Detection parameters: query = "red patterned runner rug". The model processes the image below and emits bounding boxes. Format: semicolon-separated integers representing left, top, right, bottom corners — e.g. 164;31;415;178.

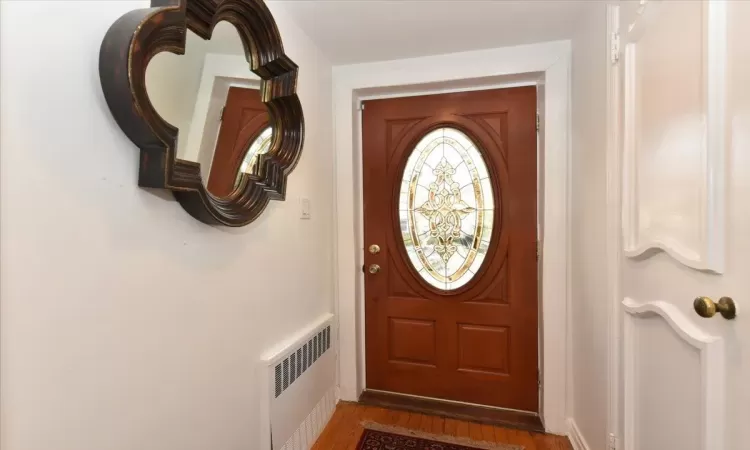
356;422;524;450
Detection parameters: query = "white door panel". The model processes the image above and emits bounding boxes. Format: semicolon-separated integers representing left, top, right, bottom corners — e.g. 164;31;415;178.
633;316;700;450
623;299;724;450
617;0;749;449
621;0;726;272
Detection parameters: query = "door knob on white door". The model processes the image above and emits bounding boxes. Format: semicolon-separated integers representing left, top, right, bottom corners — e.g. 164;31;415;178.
694;296;737;320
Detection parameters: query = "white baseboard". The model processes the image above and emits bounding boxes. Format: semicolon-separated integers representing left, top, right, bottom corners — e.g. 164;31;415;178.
567;418;591;450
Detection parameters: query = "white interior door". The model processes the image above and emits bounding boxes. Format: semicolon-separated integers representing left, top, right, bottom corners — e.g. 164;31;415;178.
616;1;750;449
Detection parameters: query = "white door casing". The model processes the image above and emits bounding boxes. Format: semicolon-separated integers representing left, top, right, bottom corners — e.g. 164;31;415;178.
332;40;572;434
610;1;750;449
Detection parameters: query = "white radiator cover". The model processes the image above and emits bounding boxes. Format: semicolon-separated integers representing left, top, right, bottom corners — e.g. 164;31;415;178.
277;386;337;450
259;313;337;450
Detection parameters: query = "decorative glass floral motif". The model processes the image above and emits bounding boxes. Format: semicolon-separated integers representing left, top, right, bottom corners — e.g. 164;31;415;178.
399;127;495;291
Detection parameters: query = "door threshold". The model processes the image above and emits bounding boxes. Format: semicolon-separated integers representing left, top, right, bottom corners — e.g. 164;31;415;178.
358;390;544;432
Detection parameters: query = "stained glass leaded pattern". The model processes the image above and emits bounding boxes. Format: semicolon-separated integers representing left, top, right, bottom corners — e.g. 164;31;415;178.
235;126;273;185
398;127;495;291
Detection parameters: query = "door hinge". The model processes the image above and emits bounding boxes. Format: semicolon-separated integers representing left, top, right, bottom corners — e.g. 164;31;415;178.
220;106;225;121
359;102;366;111
535;112;540;132
608;433;617;450
537;369;541;388
536;240;541;261
611;31;621;64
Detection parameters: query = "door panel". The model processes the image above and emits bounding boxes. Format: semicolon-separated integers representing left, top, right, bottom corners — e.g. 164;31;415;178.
363;87;538;411
622;298;724;450
631;308;702;450
617;1;750;449
621;0;725;272
388;318;437;366
456;324;510;375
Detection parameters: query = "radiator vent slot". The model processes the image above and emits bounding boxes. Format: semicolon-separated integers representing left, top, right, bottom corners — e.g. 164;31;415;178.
274;325;331;398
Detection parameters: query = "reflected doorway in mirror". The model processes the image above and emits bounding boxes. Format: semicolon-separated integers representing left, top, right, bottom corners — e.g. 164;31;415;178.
207;86;270;197
145;22;272;199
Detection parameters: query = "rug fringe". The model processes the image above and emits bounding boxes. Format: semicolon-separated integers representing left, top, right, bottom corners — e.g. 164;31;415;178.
361;421;524;450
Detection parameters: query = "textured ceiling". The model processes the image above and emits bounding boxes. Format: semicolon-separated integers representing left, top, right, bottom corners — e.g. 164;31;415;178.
268;0;589;64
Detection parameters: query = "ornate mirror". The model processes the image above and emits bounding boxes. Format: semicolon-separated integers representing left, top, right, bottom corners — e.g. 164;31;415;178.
99;0;304;226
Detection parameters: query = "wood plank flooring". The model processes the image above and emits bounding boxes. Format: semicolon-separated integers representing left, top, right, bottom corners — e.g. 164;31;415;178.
359;390;544;431
311;402;573;450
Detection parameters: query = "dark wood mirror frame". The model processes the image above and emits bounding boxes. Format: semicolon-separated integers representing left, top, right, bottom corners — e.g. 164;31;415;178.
99;0;304;226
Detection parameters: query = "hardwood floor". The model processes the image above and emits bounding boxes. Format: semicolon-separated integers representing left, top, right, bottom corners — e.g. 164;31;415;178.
311;402;573;450
359;390;544;431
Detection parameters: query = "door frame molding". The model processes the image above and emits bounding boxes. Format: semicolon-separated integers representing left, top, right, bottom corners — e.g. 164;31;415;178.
606;4;623;449
332;40;572;434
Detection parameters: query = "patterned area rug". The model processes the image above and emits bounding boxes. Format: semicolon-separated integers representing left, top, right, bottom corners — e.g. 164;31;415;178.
356;423;524;450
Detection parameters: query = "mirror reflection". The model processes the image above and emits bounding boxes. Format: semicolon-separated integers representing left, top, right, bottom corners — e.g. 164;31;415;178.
146;22;271;198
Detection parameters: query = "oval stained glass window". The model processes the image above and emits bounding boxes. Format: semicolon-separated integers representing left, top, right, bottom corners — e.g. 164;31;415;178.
398;127;495;291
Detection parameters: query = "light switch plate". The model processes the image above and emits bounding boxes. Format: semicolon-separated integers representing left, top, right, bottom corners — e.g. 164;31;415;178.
300;197;311;220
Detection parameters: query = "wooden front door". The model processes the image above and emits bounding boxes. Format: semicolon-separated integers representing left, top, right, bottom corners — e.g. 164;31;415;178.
206;86;269;197
363;87;539;412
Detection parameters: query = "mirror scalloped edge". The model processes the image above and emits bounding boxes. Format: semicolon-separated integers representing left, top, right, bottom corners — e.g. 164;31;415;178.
98;0;304;226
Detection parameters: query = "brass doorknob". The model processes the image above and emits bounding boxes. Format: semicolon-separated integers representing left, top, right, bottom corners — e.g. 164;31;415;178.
368;264;381;274
368;244;381;254
694;296;737;320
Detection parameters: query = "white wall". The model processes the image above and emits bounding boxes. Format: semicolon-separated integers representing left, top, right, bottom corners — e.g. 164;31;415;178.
570;3;609;450
0;2;334;450
725;3;750;445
